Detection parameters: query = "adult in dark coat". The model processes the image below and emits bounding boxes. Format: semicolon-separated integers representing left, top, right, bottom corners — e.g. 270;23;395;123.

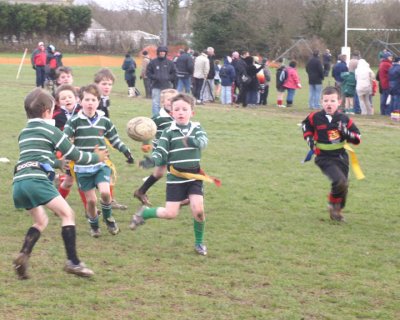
306;50;325;109
175;47;194;93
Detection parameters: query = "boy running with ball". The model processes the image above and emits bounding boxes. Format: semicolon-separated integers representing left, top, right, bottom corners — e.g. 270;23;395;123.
131;93;209;256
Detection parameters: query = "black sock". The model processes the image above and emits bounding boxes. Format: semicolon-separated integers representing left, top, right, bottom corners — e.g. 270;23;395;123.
61;225;80;265
139;175;160;194
20;227;41;255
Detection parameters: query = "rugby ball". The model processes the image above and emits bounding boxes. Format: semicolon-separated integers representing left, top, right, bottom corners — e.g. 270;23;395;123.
126;117;157;142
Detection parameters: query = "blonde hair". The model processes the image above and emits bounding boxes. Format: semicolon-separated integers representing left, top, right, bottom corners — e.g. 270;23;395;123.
160;88;178;106
24;88;55;119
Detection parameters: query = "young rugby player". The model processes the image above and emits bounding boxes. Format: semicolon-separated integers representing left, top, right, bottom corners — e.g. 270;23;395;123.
130;93;209;256
12;88;108;279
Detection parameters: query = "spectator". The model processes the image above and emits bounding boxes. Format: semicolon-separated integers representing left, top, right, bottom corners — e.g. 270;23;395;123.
201;47;216;102
121;52;137;97
306;50;324;109
388;56;400;114
355;59;375;115
322;49;332;77
378;51;393;115
232;51;249;106
146;46;176;116
283;60;302;107
332;54;348;89
258;57;271;106
31;41;47;88
192;49;209;105
219;56;236;105
175;47;194;94
140;50;152;99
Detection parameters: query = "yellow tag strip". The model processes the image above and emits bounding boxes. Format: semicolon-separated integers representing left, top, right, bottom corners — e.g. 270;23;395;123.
169;166;221;187
344;143;365;180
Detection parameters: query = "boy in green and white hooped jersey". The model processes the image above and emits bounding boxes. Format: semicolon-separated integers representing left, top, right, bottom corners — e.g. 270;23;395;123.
12;88;108;280
131;93;209;256
64;84;134;237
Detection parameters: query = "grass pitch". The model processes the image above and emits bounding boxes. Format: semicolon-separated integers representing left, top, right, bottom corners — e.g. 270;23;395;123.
0;60;399;319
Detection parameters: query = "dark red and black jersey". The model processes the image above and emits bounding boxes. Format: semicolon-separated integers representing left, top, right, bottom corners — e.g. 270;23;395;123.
53;104;82;130
302;110;361;156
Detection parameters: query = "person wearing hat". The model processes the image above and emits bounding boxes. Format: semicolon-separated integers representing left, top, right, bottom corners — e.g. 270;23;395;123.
31;41;47;88
388;56;400;114
378;51;393;115
146;46;176;116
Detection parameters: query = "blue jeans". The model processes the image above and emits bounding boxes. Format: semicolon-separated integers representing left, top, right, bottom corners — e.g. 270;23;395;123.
151;88;161;116
380;89;390;115
35;66;46;88
177;77;191;93
286;88;296;104
221;85;232;104
309;84;322;109
353;92;361;114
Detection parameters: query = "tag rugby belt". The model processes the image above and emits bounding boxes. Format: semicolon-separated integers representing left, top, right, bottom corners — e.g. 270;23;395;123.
14;161;56;181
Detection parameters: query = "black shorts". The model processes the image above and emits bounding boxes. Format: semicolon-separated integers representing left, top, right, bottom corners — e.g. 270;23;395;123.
166;180;203;202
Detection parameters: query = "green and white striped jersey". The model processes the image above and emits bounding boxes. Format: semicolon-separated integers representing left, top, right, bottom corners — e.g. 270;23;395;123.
14;118;100;182
64;110;129;172
153;121;208;183
152;108;174;147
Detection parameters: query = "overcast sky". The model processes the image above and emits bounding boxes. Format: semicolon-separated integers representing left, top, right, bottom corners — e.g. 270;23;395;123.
74;0;143;10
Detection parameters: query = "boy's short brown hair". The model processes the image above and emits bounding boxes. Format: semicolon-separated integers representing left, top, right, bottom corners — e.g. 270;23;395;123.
94;68;115;83
55;66;73;80
55;84;78;101
79;84;101;101
24;88;55;119
322;86;341;98
170;93;195;110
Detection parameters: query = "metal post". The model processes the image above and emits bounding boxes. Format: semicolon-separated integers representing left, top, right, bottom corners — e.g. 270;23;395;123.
344;0;348;48
162;0;168;46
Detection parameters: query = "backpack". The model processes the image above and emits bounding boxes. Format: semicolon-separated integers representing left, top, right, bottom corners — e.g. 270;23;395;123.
276;67;288;86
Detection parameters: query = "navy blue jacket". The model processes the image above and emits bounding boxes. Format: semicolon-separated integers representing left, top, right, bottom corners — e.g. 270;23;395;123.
332;61;348;83
388;63;400;95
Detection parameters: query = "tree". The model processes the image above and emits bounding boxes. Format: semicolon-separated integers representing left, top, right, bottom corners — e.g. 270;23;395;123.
66;6;92;47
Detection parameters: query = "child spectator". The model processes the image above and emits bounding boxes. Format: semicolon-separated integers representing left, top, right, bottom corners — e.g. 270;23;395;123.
301;86;361;222
275;58;287;107
219;56;236;105
214;59;222;101
340;59;357;114
131;93;209;256
258;57;271;106
283;60;301;107
121;52;137;97
133;89;178;206
64;84;134;237
12;88;108;279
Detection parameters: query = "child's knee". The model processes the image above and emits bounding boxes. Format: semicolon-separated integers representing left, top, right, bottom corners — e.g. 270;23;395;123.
100;192;111;203
193;209;205;222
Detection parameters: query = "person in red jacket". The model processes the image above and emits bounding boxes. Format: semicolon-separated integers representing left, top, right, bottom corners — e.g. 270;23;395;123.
378;51;393;115
283;60;302;107
30;41;47;88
